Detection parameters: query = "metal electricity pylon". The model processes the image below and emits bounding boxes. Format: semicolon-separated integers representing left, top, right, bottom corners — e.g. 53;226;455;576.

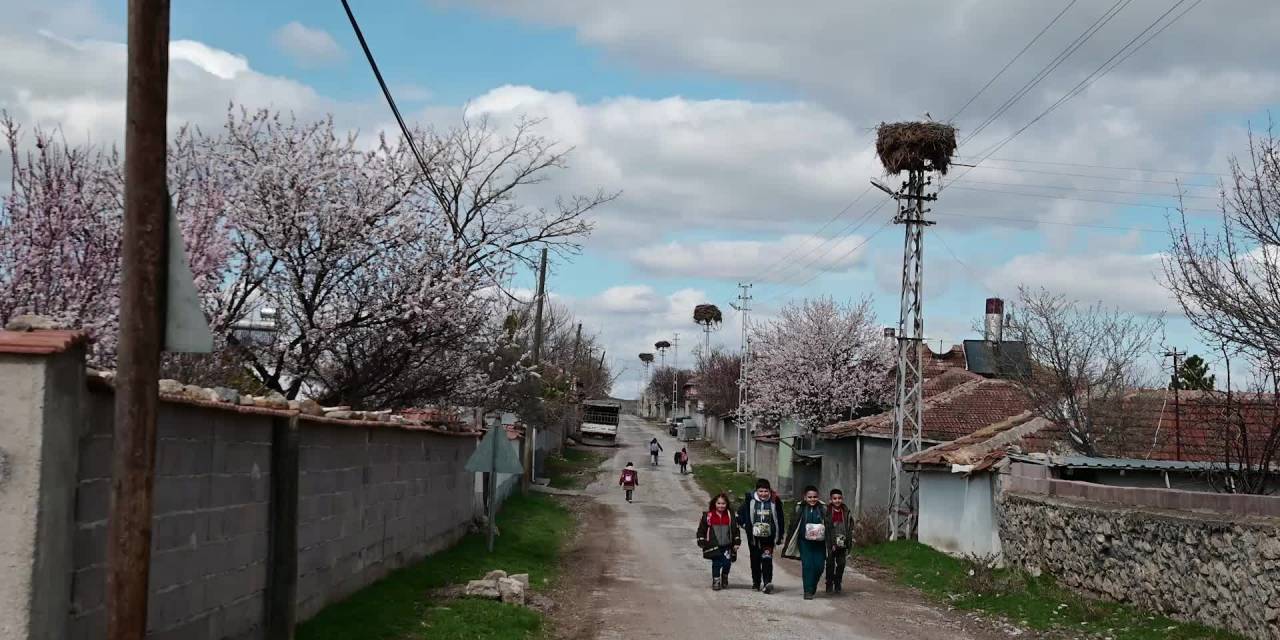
884;169;937;541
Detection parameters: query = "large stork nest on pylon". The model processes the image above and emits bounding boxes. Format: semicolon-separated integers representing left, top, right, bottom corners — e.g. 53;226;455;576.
875;121;958;175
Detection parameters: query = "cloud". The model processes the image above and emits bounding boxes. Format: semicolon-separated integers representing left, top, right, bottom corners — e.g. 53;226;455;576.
984;251;1172;315
272;22;345;68
628;234;872;281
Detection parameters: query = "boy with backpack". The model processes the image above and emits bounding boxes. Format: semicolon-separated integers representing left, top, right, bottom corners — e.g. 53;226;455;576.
649;438;663;466
825;488;853;593
736;478;784;593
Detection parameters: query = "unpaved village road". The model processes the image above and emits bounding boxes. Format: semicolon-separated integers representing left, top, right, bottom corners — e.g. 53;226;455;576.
554;414;1010;640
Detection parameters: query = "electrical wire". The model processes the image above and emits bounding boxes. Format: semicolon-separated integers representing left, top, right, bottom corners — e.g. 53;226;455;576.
945;0;1203;196
929;227;985;284
944;184;1217;213
950;163;1219;188
340;0;433;178
948;0;1079;122
932;211;1166;234
761;196;888;285
960;0;1132;147
967;0;1202;164
957;155;1227;178
747;184;874;283
764;216;895;304
956;178;1217;200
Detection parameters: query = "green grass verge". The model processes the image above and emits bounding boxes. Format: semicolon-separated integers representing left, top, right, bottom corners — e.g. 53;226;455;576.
544;448;608;490
857;541;1241;640
691;459;757;504
297;494;573;640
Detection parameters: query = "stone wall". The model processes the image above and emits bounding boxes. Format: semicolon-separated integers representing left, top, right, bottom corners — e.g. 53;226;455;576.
999;491;1280;640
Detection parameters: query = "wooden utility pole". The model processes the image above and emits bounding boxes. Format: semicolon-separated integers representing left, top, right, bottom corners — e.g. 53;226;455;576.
524;248;548;491
107;1;170;638
1164;348;1186;460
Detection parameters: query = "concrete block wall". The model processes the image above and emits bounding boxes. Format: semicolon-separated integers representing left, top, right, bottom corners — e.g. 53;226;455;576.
294;421;473;620
69;393;274;640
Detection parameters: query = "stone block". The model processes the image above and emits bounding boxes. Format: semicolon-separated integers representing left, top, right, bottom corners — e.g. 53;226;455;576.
464;579;500;599
498;577;526;605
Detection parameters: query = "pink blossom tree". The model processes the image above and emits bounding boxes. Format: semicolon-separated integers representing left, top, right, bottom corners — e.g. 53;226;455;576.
0;114;230;366
741;296;894;431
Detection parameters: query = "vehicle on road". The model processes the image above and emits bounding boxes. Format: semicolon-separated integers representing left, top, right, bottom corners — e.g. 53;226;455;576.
581;399;622;440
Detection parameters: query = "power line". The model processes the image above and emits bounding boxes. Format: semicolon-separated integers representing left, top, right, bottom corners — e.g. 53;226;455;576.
967;0;1202;164
956;178;1218;200
759;196;887;285
950;163;1219;188
764;215;894;304
929;227;984;284
958;155;1227;177
340;0;433;178
944;183;1217;213
748;184;875;283
949;0;1079;122
960;0;1132;147
933;210;1166;234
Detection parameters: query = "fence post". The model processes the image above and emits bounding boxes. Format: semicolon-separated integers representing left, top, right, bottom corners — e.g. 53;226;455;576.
266;414;300;639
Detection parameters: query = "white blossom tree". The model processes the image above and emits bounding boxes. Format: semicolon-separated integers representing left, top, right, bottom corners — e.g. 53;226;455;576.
741;296;894;431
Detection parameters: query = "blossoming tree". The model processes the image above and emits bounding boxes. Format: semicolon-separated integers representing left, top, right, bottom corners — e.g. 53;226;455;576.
741;296;894;431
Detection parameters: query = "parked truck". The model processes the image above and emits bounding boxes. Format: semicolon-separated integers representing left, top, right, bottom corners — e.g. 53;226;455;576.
580;399;621;440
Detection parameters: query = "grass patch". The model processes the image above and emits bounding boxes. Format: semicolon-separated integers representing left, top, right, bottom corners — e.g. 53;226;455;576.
544;448;608;490
298;494;573;640
857;541;1241;640
692;460;757;504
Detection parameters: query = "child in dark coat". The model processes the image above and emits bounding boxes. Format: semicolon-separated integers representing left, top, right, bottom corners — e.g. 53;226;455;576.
697;493;741;590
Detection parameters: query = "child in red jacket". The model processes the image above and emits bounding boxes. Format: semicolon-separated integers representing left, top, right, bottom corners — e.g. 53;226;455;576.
619;462;639;502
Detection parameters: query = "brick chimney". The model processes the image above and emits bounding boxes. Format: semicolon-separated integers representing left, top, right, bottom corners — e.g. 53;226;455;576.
984;298;1004;343
883;327;896;339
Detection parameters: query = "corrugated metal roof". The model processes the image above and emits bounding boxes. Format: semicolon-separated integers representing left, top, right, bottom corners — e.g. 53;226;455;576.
1009;453;1222;472
963;340;1031;378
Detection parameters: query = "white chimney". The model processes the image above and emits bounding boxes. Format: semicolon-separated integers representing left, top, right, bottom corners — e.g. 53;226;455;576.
984;298;1004;343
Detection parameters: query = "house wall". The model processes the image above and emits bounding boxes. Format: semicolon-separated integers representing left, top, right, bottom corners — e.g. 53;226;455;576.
819;439;861;512
753;441;778;489
1000;490;1280;640
918;472;1000;557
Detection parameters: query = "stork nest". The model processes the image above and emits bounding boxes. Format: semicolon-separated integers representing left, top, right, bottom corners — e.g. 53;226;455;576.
693;304;722;326
875;121;957;175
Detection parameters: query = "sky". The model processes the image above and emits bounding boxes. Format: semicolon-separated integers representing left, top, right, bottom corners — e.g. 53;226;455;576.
3;0;1278;399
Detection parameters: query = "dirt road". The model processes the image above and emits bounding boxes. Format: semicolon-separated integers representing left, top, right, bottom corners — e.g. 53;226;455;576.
554;414;1009;640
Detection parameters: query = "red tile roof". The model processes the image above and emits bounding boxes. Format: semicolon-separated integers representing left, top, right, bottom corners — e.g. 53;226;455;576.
0;329;89;355
821;377;1032;442
922;343;968;378
1085;390;1279;464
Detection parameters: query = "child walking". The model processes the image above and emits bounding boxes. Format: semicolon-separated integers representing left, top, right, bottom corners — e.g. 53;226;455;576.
696;493;741;590
784;485;828;600
618;462;639;503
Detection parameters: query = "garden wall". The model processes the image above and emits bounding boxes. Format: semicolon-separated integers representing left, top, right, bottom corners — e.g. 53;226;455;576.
999;490;1280;640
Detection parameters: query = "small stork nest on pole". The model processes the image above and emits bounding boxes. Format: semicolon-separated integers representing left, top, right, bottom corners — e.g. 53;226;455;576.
693;304;723;327
875;121;958;175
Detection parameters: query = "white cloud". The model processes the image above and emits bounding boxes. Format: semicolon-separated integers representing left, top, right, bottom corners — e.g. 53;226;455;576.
628;234;871;281
984;252;1172;315
272;22;345;68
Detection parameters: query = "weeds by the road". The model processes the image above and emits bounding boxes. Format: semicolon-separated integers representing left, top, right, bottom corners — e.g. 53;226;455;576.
856;541;1240;640
297;494;573;640
692;459;756;502
544;447;608;490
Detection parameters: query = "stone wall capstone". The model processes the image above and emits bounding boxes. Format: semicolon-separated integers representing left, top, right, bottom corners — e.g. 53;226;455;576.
999;491;1280;640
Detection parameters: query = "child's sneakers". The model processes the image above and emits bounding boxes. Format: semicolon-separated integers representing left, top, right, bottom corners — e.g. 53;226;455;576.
711;577;722;591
